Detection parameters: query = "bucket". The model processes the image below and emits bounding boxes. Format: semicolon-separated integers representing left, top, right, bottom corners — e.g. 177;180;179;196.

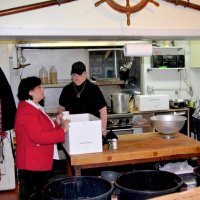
43;176;113;200
193;166;200;186
115;170;183;200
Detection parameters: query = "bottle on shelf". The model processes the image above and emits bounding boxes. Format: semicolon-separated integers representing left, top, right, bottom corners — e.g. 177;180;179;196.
39;66;49;84
49;66;57;84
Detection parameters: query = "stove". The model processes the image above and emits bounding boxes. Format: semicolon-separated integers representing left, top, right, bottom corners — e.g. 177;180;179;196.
107;113;133;134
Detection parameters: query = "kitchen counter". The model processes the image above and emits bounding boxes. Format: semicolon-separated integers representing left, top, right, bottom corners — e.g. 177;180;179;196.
132;107;190;114
107;107;190;135
67;132;200;176
47;107;191;135
132;107;190;136
108;107;190;116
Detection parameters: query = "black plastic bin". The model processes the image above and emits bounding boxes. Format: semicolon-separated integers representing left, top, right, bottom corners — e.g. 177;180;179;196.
42;176;113;200
115;170;183;200
193;166;200;186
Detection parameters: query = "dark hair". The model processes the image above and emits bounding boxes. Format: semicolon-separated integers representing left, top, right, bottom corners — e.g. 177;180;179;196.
17;76;41;101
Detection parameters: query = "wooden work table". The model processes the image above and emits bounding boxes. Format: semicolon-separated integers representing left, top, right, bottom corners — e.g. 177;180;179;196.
67;132;200;176
150;186;200;200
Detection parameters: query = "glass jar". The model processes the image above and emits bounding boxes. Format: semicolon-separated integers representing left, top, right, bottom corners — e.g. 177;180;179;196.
49;66;57;84
39;66;49;84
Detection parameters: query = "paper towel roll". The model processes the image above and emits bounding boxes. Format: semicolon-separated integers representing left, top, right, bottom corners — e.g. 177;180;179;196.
124;43;152;57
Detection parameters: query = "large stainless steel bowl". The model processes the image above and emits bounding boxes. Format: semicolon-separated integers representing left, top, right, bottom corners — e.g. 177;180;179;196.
150;115;187;135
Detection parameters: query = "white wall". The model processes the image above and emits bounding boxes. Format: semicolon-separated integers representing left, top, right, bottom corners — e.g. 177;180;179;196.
142;41;200;104
0;0;200;38
9;48;89;108
8;47;123;111
1;0;200;108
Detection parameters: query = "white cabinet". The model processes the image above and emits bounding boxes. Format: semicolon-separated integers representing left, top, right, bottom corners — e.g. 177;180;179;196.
189;40;200;68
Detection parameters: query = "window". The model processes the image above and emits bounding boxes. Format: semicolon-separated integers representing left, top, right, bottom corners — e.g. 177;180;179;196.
89;49;141;93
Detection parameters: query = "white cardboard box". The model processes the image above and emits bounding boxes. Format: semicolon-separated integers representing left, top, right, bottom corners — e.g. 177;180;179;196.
135;94;169;111
62;113;102;155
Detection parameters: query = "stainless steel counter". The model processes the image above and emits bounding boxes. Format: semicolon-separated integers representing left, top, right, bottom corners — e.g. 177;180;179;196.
108;107;190;136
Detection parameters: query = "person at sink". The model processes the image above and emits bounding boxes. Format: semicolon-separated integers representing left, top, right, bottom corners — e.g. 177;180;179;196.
57;61;107;136
14;76;70;200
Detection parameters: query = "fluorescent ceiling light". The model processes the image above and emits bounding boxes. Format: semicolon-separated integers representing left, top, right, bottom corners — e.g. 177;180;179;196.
16;40;151;48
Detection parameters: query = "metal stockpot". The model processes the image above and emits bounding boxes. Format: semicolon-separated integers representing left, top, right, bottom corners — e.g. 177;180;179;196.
110;93;130;114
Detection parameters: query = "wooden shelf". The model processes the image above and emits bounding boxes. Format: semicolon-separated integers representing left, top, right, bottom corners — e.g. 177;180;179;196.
153;46;184;50
42;79;124;88
96;80;124;86
147;68;184;72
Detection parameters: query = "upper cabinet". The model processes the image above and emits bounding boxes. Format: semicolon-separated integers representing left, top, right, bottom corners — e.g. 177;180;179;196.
148;47;185;71
189;41;200;68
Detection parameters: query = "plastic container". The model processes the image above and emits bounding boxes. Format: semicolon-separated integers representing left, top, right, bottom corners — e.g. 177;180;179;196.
49;66;57;84
39;66;49;84
115;170;183;200
42;176;113;200
193;166;200;186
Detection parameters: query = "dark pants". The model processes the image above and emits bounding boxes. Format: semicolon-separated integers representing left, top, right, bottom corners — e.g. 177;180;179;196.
17;169;52;200
193;118;200;140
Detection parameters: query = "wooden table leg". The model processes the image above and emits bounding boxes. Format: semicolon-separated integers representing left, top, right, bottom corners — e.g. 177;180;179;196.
66;157;73;176
74;167;81;176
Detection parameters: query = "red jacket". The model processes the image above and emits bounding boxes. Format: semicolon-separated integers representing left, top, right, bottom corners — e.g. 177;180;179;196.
15;101;65;171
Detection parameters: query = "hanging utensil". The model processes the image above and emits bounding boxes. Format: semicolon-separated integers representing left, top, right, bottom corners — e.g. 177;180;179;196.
13;47;31;69
120;56;134;72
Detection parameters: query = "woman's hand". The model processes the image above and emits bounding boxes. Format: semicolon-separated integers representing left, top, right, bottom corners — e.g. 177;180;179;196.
55;113;70;133
55;113;63;125
62;119;70;133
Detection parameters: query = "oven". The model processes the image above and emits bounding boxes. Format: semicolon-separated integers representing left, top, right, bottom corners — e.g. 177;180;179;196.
107;113;134;135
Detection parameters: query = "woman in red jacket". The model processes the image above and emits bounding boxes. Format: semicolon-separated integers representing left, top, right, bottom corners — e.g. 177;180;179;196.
15;76;69;200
